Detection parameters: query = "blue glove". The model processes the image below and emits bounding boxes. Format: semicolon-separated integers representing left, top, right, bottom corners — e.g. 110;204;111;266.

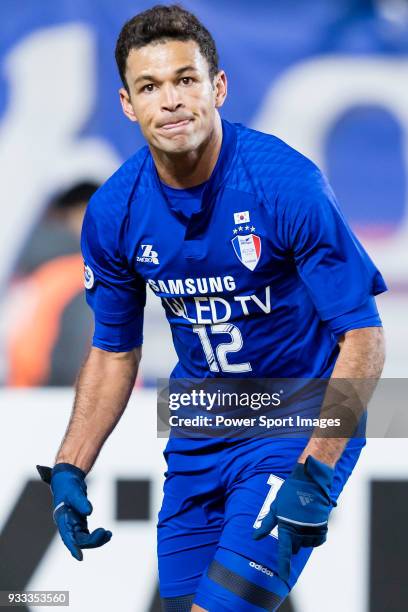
37;463;112;561
253;455;336;581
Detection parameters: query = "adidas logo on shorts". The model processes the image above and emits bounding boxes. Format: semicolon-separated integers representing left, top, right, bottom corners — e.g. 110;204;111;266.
249;561;274;577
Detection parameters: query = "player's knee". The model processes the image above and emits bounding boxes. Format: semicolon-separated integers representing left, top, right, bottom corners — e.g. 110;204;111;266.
161;593;195;611
195;548;289;611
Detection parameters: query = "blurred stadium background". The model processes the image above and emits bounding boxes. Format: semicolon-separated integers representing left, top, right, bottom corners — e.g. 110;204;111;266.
0;1;407;610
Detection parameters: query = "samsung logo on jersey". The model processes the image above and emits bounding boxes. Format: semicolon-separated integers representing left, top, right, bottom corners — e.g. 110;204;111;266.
147;276;236;295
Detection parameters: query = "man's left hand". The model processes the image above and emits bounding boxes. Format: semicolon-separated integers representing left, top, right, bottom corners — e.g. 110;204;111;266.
253;455;336;581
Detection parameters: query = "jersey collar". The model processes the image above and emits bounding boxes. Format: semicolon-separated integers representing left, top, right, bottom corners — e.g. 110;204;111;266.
148;119;237;223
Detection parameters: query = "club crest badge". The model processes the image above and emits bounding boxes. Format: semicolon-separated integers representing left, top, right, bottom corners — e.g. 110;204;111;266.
84;264;95;289
231;234;261;271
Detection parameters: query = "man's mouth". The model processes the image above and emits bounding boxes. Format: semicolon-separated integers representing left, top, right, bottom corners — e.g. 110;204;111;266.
158;119;192;131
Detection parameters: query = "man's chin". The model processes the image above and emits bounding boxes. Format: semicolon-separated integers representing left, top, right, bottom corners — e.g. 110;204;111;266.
155;134;198;155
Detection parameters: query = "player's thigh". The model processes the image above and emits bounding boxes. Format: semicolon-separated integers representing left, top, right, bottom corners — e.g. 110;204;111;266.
192;445;363;610
192;470;309;611
158;471;224;599
231;443;363;576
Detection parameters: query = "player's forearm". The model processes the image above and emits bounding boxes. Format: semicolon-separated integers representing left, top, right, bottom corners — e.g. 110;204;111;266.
55;346;141;474
299;326;385;467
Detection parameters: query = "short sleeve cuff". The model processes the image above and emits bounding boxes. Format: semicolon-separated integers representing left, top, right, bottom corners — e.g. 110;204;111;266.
316;272;387;321
325;297;382;337
92;316;144;352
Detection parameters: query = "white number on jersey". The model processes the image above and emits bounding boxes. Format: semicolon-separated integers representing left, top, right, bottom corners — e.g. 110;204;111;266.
193;323;252;373
253;473;284;538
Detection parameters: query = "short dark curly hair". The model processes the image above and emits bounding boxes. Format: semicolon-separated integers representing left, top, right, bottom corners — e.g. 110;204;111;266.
115;4;219;91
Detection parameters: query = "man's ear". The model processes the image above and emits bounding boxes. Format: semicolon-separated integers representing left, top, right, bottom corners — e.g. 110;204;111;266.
214;70;227;109
119;87;138;123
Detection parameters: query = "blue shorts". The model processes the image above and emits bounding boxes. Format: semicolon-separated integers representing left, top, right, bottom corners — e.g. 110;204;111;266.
158;437;364;610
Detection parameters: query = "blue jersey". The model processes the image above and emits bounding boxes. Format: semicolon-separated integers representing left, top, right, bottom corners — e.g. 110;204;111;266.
81;119;385;449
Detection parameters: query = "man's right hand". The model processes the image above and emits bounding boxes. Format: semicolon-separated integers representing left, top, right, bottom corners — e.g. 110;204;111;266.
36;463;112;561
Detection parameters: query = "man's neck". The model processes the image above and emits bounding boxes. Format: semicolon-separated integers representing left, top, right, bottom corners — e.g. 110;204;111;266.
150;115;223;189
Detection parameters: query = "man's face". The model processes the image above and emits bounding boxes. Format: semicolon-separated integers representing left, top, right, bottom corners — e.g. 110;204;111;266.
119;40;226;154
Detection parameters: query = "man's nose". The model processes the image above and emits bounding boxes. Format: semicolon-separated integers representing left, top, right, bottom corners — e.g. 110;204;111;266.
160;83;183;112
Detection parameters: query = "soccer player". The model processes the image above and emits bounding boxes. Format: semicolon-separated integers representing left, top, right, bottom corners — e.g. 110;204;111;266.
37;5;386;611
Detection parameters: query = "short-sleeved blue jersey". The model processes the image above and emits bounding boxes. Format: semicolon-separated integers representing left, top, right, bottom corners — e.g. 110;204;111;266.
82;119;385;452
82;119;385;377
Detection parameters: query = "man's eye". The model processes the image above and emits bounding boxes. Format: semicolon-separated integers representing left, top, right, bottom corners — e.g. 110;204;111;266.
180;77;193;85
142;84;155;93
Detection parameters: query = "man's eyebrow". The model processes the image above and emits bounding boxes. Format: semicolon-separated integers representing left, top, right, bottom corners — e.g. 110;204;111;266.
134;74;156;86
133;65;198;86
174;65;198;75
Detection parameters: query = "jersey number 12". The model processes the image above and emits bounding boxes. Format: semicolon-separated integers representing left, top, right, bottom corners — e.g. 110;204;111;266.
193;323;252;373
